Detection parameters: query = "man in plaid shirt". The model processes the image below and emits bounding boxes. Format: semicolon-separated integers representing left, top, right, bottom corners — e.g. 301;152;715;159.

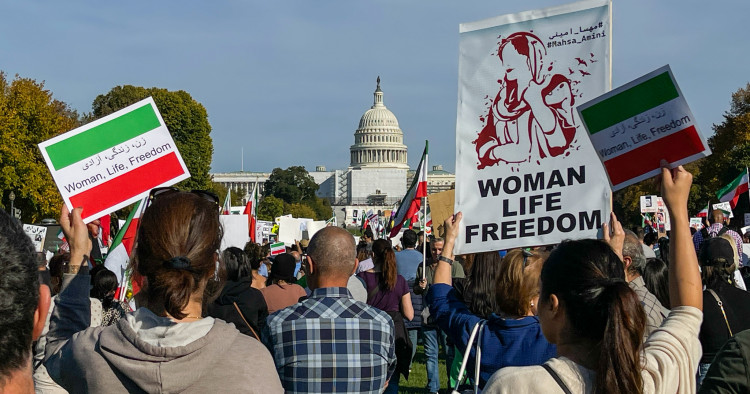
623;230;668;340
263;226;397;393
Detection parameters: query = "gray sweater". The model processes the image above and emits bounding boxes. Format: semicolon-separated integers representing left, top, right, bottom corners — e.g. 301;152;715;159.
45;272;282;393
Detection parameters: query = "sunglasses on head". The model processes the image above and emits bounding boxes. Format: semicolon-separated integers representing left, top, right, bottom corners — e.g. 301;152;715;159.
522;249;534;268
146;187;219;210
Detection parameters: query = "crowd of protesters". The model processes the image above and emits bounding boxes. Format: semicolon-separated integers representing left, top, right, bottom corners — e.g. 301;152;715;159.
3;164;750;393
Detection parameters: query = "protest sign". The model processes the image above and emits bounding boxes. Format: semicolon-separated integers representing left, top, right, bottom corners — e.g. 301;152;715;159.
255;220;273;244
270;242;285;256
428;190;455;238
689;218;703;230
219;215;250;251
640;195;658;213
655;197;670;232
454;0;612;253
713;202;734;218
23;224;47;253
39;97;190;223
306;221;328;239
578;65;711;190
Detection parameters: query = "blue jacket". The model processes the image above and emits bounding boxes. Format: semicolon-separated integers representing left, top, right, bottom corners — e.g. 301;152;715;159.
427;283;556;388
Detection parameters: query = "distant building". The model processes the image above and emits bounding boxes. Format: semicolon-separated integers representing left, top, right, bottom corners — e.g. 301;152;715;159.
210;77;454;226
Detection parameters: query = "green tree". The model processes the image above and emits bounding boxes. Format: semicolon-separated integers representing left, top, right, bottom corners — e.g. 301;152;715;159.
0;72;79;222
264;166;319;203
90;85;213;191
286;202;317;219
257;195;284;221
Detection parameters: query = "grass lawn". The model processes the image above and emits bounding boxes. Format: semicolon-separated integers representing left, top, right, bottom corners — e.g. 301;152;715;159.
396;344;450;393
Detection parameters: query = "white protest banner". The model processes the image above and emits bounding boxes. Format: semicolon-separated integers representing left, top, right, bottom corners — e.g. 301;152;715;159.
219;215;250;251
255;220;273;244
38;97;190;223
656;197;671;232
640;195;658;213
23;224;47;253
713;202;734;218
277;216;305;246
578;65;711;191
455;0;612;253
689;218;703;230
306;220;328;239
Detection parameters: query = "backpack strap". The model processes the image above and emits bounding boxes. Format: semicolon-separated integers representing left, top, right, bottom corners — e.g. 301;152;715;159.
542;363;573;394
707;289;733;337
717;226;730;237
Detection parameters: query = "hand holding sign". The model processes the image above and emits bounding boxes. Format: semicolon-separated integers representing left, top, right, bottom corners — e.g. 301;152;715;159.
60;205;91;268
658;160;693;216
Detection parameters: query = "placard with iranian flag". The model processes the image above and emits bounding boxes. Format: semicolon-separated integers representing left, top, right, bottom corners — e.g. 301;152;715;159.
578;65;711;191
39;97;190;223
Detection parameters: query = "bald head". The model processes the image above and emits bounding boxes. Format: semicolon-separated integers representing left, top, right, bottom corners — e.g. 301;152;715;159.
307;226;356;279
710;209;727;225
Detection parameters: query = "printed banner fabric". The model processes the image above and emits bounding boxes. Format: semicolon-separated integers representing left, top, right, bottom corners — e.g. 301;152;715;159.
454;0;612;253
38;97;190;223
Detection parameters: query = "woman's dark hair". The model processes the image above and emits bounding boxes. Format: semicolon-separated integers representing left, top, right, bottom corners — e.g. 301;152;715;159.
657;237;670;264
134;192;222;320
223;247;252;281
643;231;658;247
642;258;670;309
372;239;398;290
356;241;372;262
48;252;70;295
243;242;264;270
541;239;645;394
91;268;119;309
462;251;502;318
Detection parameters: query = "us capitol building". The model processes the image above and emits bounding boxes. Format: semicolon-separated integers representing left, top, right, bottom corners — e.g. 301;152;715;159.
211;77;455;226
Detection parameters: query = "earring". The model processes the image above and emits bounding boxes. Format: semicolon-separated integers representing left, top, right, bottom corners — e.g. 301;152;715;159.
530;302;534;307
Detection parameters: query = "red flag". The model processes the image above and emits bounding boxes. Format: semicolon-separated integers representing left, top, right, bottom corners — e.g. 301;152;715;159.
390;141;428;238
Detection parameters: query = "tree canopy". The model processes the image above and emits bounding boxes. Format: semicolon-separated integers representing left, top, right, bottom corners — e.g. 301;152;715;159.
91;85;214;191
262;166;332;220
0;72;79;222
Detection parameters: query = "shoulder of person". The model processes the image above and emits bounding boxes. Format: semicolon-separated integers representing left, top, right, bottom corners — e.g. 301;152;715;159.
484;364;548;393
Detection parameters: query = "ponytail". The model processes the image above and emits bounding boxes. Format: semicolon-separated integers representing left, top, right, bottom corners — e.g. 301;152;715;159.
597;281;645;394
372;239;397;290
541;240;646;394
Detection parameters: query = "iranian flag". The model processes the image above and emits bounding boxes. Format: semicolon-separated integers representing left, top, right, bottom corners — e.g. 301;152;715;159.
270;242;285;256
222;189;232;215
389;141;428;238
716;169;749;209
696;203;709;218
104;196;148;301
244;183;259;242
38;97;190;223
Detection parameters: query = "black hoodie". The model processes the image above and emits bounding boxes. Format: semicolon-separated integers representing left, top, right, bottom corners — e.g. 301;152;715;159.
207;277;268;336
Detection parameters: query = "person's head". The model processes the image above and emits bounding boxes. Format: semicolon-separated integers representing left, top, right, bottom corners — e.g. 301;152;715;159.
744;231;750;243
498;32;545;92
538;239;645;394
90;268;119;309
643;231;658;247
305;227;357;289
0;208;50;388
417;231;425;244
541;74;574;109
622;229;646;280
134;191;222;320
372;239;398;290
48;252;70;295
632;226;645;241
642;258;670;309
430;238;444;261
267;253;297;286
244;242;264;271
709;209;727;225
462;251;503;318
496;249;545;317
657;237;670;263
356;241;372;262
223;247;252;282
720;233;740;268
401;230;417;249
363;228;374;242
699;237;737;288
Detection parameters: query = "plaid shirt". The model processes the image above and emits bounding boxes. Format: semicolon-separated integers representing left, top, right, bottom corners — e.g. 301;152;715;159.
630;276;668;340
263;287;396;393
692;223;744;266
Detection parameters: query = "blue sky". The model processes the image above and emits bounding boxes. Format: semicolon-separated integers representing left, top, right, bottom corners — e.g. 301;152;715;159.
1;1;747;174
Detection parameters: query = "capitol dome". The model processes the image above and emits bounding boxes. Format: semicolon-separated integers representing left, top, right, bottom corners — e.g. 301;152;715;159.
350;77;409;169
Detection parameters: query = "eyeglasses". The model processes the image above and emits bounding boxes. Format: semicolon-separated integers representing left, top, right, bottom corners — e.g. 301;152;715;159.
146;187;219;210
522;249;534;268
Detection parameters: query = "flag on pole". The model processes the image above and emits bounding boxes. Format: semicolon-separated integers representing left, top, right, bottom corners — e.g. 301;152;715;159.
104;196;148;301
389;141;428;238
696;203;709;218
243;183;259;242
716;169;749;209
326;213;337;227
222;189;232;215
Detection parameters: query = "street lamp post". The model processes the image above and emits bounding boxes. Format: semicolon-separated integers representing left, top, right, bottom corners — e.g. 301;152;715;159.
8;191;15;218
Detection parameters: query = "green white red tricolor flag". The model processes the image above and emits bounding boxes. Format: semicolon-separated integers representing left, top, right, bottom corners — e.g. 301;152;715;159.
104;196;148;301
578;65;711;191
222;189;232;215
270;242;285;256
244;183;259;242
716;169;749;209
696;203;709;218
390;141;428;238
38;97;190;223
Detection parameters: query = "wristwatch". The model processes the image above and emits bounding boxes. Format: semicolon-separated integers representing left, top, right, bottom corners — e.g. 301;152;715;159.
438;256;454;265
